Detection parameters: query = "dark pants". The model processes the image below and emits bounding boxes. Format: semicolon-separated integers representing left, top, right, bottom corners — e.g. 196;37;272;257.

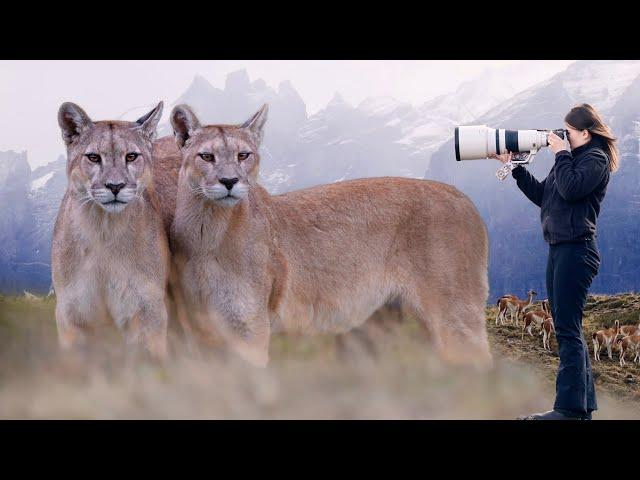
546;238;600;417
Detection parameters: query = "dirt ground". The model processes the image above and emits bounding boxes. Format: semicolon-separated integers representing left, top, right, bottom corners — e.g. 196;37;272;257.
486;293;640;416
0;293;639;419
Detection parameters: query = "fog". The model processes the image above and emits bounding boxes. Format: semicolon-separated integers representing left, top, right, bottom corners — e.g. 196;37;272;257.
0;60;574;168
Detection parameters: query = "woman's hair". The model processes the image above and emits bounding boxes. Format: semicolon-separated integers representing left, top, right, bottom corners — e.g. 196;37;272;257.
565;103;619;172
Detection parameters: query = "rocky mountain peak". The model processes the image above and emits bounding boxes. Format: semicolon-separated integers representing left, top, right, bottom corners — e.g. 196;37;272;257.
225;69;251;93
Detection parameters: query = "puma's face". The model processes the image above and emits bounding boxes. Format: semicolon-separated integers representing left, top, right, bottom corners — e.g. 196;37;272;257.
180;126;258;207
71;123;154;214
58;102;163;213
171;104;268;207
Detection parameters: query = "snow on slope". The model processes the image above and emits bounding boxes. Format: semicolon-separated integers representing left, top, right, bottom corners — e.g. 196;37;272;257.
30;171;54;192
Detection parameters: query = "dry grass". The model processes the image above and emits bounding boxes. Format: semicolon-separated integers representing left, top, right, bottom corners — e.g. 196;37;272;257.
1;293;639;419
487;292;640;408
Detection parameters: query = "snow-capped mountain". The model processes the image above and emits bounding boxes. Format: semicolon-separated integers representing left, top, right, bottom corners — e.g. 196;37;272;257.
0;151;66;293
171;70;308;159
426;60;640;300
478;60;640;128
28;156;67;279
153;69;523;194
0;65;604;293
0;151;32;275
280;69;521;191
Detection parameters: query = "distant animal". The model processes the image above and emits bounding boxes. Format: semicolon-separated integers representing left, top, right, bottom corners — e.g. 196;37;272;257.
592;320;621;362
514;290;538;325
159;103;493;368
51;101;170;359
495;295;517;325
521;309;552;340
540;317;555;351
617;333;640;366
616;321;639;342
496;290;537;326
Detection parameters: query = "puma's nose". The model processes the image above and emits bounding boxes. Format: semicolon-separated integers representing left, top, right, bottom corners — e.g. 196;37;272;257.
219;178;239;191
105;182;126;196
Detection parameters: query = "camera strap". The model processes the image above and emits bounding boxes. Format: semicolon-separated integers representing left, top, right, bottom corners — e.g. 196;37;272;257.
496;151;536;181
496;162;516;181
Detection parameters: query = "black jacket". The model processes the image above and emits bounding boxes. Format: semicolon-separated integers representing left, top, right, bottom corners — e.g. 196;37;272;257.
511;137;610;245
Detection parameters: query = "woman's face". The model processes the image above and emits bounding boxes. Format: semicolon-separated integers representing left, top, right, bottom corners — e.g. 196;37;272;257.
565;123;591;150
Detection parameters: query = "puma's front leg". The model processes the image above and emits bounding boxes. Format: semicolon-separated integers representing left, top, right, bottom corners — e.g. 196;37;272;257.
232;318;271;367
122;304;169;361
55;299;93;352
168;264;194;336
213;310;271;367
54;299;101;374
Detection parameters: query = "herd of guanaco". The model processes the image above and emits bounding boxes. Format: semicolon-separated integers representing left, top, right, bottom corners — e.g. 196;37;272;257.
495;290;555;351
495;290;640;366
593;319;640;366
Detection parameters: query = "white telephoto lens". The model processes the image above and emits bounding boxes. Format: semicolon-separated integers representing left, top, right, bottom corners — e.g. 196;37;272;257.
456;126;550;160
455;125;495;161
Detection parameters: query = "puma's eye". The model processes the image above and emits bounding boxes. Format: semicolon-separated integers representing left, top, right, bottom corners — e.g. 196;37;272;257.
85;153;101;163
125;152;139;163
198;153;215;162
238;152;251;162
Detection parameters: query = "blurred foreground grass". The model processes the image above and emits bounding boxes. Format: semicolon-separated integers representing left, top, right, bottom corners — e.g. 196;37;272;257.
1;293;639;419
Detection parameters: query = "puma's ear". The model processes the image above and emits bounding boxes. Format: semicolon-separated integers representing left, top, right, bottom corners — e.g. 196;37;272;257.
58;102;93;145
170;104;201;149
134;101;164;141
240;103;268;146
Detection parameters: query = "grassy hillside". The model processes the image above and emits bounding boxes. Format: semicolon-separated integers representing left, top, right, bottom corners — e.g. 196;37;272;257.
0;293;639;419
487;293;640;405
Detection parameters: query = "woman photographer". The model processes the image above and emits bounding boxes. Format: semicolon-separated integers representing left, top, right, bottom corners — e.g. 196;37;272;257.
491;103;619;420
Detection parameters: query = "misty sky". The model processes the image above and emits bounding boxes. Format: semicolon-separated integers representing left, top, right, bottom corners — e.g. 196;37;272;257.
0;60;575;168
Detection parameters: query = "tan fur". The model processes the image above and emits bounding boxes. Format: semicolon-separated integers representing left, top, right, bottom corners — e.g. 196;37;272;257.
618;323;639;339
618;334;640;366
496;290;536;326
150;135;197;343
614;315;640;345
496;296;517;325
592;320;620;362
151;136;182;234
540;317;555;350
541;298;551;315
512;290;537;326
51;102;170;358
163;104;492;368
495;294;516;325
521;309;551;340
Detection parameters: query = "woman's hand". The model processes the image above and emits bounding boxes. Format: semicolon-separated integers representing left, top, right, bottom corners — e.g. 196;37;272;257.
548;132;569;154
489;152;513;164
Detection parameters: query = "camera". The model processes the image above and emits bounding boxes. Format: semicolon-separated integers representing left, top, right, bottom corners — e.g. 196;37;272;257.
455;126;566;161
455;125;568;181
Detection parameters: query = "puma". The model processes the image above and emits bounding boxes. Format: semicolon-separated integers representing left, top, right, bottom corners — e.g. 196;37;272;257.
162;103;492;368
51;102;169;359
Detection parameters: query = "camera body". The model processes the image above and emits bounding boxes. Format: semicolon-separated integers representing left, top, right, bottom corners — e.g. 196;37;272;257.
455;125;566;161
